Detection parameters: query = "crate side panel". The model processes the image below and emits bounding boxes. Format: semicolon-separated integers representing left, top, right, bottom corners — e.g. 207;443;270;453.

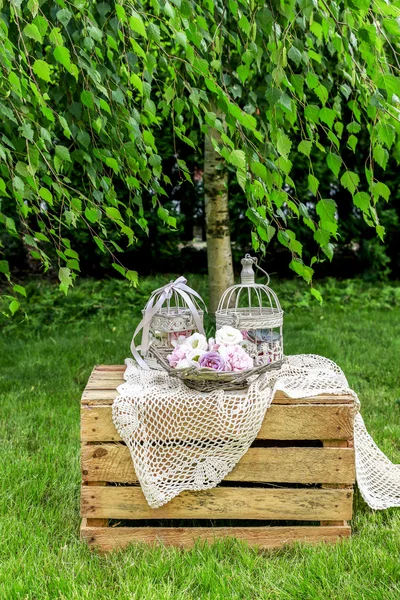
82;444;355;485
81;404;354;442
81;523;351;551
81;486;353;521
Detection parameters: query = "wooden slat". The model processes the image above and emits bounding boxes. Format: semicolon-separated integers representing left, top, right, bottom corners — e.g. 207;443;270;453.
81;386;354;405
85;482;109;528
81;444;355;485
81;404;354;442
95;365;126;372
81;522;351;552
81;486;353;521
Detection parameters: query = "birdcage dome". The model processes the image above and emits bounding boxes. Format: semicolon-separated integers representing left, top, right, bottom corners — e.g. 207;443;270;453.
130;276;206;369
216;255;283;330
215;255;284;365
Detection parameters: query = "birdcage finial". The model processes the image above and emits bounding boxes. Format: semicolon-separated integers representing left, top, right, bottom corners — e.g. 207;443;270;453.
240;254;256;285
240;254;270;285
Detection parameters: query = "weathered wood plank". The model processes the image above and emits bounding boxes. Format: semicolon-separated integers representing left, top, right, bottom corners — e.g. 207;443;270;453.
81;387;354;406
80;522;351;551
81;486;353;521
81;444;355;485
85;482;109;528
81;404;355;442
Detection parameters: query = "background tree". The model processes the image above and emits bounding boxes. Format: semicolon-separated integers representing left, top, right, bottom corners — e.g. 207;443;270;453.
0;0;399;316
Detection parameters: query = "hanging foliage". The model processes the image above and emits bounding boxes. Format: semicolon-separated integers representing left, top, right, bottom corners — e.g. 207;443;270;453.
0;0;399;313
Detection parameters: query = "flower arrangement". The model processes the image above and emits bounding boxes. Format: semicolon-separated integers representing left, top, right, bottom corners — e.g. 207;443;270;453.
167;326;255;372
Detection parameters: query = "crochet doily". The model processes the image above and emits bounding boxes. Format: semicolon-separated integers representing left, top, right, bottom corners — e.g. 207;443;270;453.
112;355;400;510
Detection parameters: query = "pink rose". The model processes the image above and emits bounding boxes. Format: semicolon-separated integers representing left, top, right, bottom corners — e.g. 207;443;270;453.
207;338;220;352
167;345;187;367
199;351;226;371
169;330;192;347
218;344;253;372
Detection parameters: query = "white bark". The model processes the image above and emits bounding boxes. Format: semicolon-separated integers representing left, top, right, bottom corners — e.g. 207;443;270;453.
204;132;234;314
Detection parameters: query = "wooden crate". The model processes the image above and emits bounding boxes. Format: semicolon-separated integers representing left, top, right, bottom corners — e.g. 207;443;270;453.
80;365;356;552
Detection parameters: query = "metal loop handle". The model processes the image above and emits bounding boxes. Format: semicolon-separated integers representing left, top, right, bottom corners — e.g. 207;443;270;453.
244;254;271;285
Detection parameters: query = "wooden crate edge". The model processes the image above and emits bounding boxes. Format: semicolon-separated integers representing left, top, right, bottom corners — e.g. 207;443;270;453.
80;521;351;552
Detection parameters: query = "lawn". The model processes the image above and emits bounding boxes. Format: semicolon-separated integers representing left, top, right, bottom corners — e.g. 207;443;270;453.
1;277;400;599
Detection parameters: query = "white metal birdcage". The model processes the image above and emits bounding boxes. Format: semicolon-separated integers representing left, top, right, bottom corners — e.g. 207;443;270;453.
215;255;283;365
131;276;205;369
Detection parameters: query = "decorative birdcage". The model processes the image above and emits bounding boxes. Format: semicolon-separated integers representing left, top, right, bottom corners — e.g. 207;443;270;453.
215;255;283;366
131;276;206;369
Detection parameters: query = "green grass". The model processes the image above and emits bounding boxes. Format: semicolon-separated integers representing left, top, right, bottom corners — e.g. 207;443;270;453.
1;277;400;599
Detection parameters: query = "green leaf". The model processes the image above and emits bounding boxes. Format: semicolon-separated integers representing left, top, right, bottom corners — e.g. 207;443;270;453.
306;72;319;90
319;107;336;128
289;259;313;283
105;206;122;220
23;23;42;43
326;153;342;178
353;191;370;213
373;144;389;170
315;84;328;105
0;260;10;276
322;243;334;261
9;299;20;316
58;267;72;294
0;178;9;197
238;14;251;36
147;23;160;42
39;187;53;204
237;64;250;83
13;284;27;297
100;99;111;115
316;198;337;234
80;90;95;109
56;9;72;27
55;145;71;162
112;263;126;276
53;45;71;70
308;174;319;196
105;157;119;173
19;122;34;142
251;161;268;182
288;46;302;66
298;140;312;157
229;149;246;169
33;59;51;82
304;104;320;123
376;225;385;242
311;288;323;303
126;270;139;286
85;207;100;223
175;31;187;48
277;132;292;158
94;237;106;253
373;181;390;202
347;135;358;152
376;123;396;149
130;12;147;38
340;171;360;195
314;228;331;247
130;73;143;94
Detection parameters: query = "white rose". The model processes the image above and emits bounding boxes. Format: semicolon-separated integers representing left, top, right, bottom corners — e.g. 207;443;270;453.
186;348;206;365
175;358;192;369
184;332;208;352
216;325;243;346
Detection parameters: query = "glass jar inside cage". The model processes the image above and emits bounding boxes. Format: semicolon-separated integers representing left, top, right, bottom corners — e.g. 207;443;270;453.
215;255;283;366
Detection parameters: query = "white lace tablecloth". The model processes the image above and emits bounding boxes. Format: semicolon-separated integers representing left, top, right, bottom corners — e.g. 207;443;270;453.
112;354;400;510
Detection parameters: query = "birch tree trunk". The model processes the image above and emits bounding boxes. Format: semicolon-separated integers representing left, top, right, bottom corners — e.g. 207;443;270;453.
204;132;234;314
